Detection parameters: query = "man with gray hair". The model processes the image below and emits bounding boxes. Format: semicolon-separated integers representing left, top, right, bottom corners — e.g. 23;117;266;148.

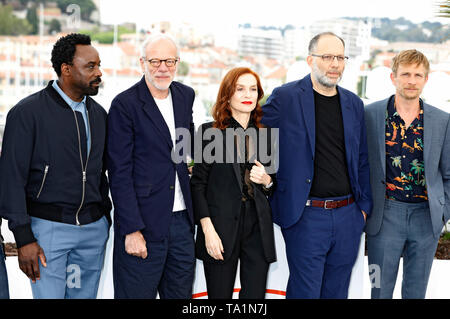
107;34;196;298
262;32;372;298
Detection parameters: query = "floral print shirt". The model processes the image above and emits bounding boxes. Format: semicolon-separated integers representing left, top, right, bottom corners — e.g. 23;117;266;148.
385;96;427;202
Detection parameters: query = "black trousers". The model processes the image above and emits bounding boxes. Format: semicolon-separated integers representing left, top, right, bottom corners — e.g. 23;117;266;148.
203;200;269;299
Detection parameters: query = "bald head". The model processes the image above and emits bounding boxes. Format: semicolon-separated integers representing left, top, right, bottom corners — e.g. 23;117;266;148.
308;32;345;55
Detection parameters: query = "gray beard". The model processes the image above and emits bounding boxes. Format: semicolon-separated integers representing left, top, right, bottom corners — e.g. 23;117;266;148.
312;62;341;88
144;65;172;91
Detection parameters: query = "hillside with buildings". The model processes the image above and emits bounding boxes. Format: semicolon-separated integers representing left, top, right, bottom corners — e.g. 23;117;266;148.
0;2;449;137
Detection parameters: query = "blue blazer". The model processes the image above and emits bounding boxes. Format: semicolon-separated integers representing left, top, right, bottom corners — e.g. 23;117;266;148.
262;74;372;229
107;77;195;239
365;98;450;238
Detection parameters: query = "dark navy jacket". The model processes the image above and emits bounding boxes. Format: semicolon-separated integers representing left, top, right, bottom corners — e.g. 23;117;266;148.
262;74;372;229
0;81;112;248
107;77;195;240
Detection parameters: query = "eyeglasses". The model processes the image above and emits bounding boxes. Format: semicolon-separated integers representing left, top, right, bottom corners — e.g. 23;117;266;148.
311;54;349;63
145;58;179;68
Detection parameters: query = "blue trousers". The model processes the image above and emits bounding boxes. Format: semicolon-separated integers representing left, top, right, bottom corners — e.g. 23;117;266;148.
282;195;365;299
0;243;9;299
113;210;195;299
367;200;438;299
30;216;109;299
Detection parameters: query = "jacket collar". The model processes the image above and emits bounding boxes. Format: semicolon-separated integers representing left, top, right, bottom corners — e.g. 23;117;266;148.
226;116;256;130
46;80;93;111
297;73;355;169
137;76;185;150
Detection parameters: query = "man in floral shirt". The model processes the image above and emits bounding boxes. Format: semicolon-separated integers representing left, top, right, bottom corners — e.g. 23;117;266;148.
364;50;450;299
385;95;427;202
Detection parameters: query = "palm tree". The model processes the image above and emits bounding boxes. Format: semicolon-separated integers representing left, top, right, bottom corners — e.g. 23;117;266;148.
417;178;426;187
391;156;402;169
410;159;425;183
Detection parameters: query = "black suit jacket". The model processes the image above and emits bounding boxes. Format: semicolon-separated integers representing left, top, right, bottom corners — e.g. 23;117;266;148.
191;121;277;264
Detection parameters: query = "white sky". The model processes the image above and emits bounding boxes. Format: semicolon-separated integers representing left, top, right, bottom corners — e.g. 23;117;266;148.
100;0;448;28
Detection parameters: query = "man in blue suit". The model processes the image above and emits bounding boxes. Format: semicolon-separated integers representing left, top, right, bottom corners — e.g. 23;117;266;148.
262;32;372;298
107;34;196;298
365;50;450;299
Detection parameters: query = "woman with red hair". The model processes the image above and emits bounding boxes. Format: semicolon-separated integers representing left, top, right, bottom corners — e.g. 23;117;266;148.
191;67;276;299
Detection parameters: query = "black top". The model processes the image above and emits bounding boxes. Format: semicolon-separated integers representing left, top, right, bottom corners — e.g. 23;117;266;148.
227;116;256;200
309;90;352;198
190;121;277;263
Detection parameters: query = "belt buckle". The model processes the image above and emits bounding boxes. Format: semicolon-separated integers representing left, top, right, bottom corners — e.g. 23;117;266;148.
324;200;333;209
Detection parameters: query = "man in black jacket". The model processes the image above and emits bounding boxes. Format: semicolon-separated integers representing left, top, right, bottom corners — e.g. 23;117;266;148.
0;33;112;298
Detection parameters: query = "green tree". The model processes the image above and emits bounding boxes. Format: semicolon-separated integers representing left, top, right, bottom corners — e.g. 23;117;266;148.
177;61;189;76
48;18;61;34
79;26;135;44
26;5;38;34
0;4;32;35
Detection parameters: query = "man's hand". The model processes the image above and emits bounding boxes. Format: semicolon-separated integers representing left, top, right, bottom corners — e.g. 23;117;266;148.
18;242;46;283
125;230;148;259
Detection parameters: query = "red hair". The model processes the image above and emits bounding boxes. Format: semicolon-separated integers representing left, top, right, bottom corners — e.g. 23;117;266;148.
211;67;264;129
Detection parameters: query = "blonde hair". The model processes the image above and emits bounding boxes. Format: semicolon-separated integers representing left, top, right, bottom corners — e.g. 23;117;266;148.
391;49;430;76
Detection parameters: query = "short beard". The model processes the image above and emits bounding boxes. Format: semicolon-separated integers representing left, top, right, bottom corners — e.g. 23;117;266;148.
398;89;421;101
312;60;341;88
85;83;100;96
144;64;172;91
78;79;100;96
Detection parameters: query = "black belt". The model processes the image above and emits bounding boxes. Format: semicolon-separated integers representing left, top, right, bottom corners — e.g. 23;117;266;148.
306;196;354;209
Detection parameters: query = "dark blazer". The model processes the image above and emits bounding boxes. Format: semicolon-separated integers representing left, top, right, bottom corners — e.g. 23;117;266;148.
191;121;277;264
107;76;195;240
262;74;373;229
365;97;450;238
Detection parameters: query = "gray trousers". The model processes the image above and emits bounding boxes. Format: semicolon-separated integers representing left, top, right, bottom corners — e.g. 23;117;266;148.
367;200;439;299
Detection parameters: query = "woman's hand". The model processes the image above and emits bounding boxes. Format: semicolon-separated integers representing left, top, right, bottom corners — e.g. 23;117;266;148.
250;160;272;187
200;217;224;261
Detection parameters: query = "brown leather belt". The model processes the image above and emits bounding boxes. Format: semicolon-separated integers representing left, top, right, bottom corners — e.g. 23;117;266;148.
306;196;354;210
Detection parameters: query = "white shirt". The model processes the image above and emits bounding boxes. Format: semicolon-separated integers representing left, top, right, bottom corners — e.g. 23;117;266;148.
153;90;187;212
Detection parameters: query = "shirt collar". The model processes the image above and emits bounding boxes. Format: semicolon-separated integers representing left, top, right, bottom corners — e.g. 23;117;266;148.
52;80;86;109
227;116;256;130
387;95;424;120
